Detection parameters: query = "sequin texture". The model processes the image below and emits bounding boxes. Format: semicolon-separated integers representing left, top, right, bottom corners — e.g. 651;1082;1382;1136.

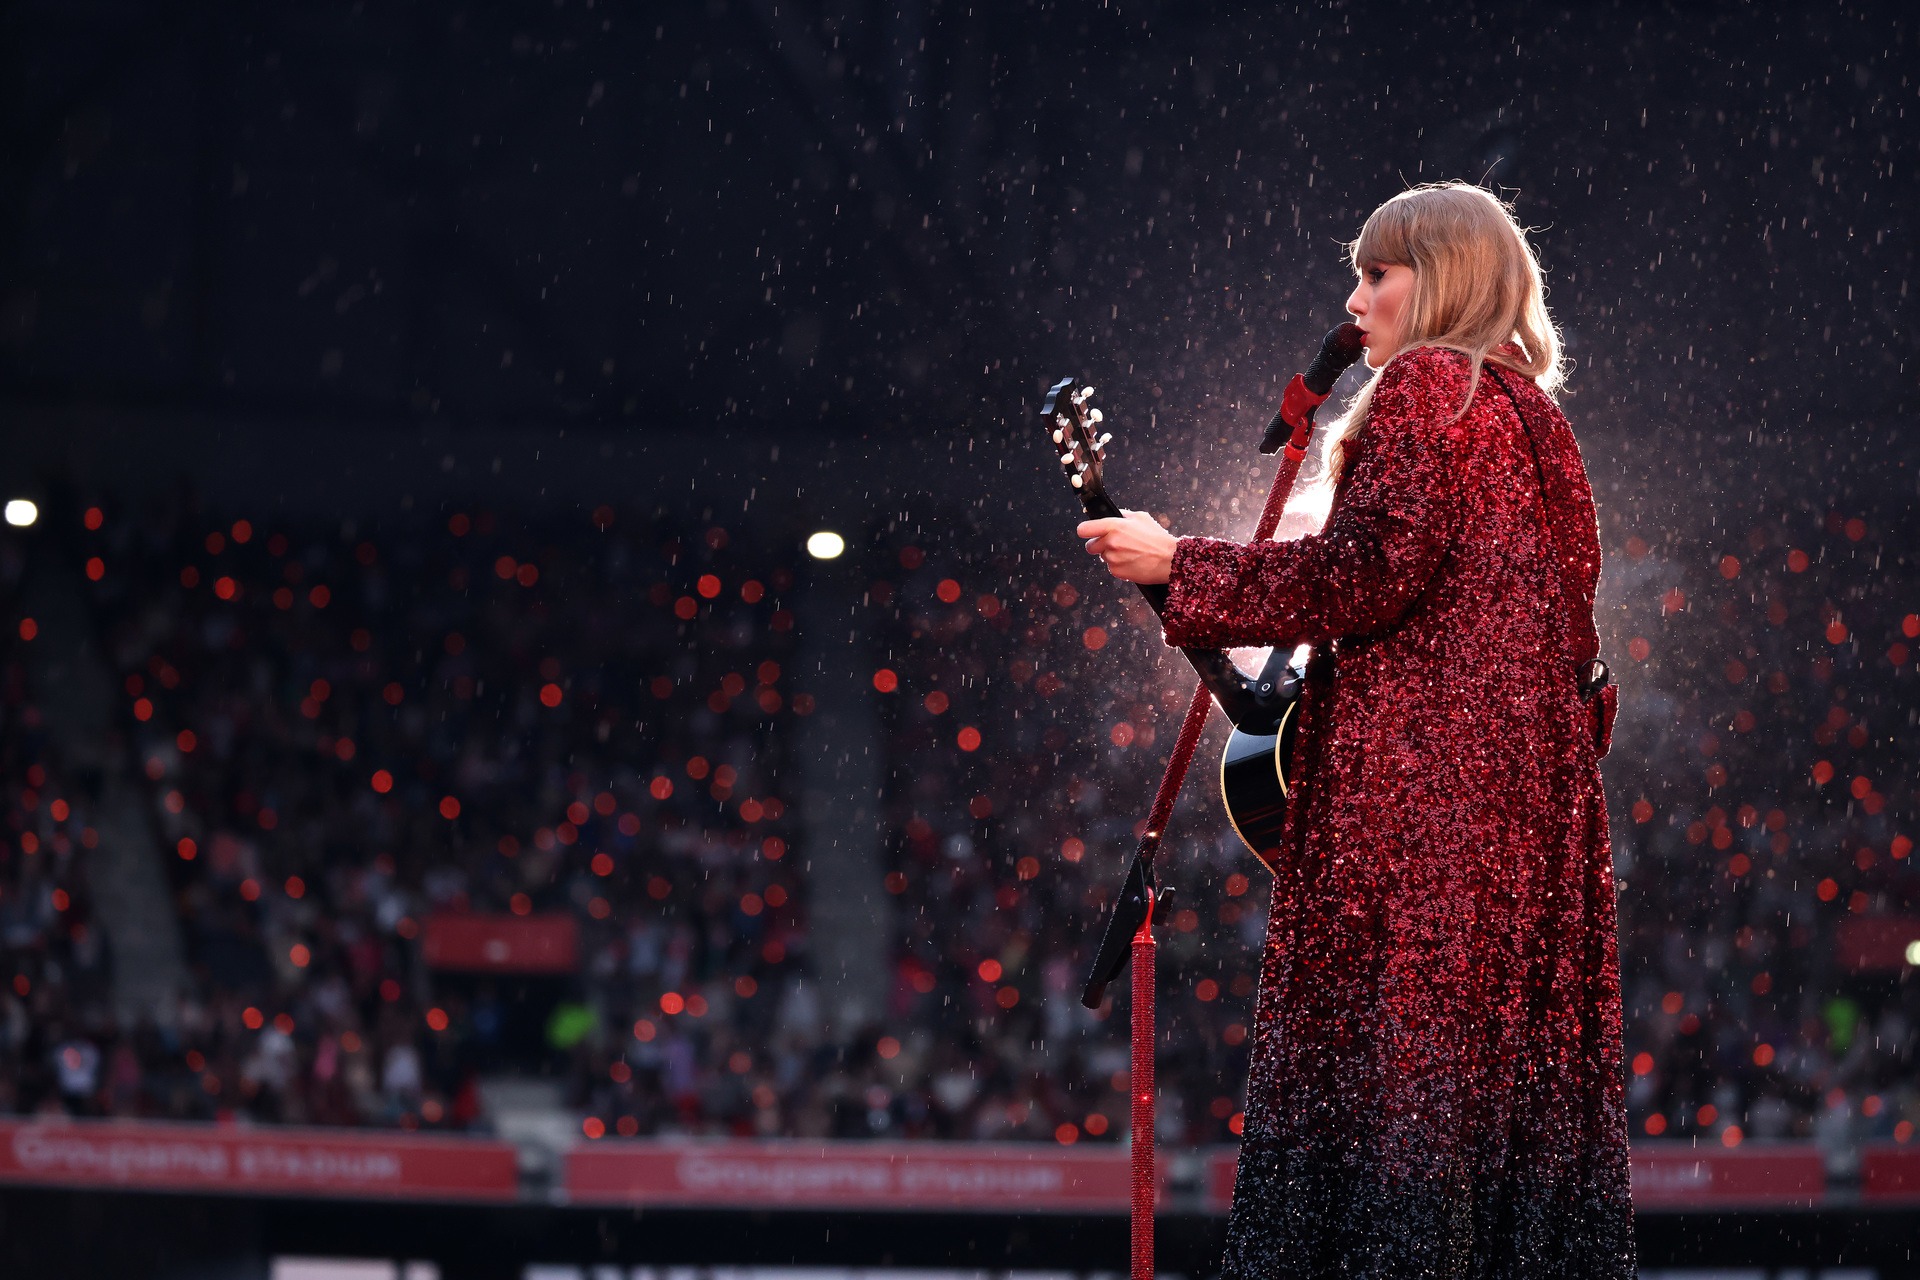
1161;347;1633;1278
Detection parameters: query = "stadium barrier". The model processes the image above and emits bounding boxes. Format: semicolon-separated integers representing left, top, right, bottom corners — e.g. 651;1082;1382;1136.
0;1117;518;1201
3;1117;1916;1212
1;1125;1918;1276
1863;1146;1920;1203
565;1138;1137;1210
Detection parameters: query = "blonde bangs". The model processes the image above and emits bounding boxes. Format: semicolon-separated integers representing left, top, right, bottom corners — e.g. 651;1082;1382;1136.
1349;200;1417;274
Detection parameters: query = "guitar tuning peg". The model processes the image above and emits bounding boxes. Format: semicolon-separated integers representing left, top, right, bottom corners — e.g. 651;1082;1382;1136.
1051;428;1064;445
1088;408;1104;423
1096;433;1112;448
1059;452;1074;466
1055;413;1070;429
1070;474;1083;488
1081;386;1096;399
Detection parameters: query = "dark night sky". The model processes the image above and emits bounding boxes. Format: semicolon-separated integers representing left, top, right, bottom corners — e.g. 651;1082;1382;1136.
0;0;1911;547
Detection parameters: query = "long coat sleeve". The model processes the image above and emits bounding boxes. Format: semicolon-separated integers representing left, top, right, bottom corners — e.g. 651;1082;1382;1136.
1163;346;1634;1279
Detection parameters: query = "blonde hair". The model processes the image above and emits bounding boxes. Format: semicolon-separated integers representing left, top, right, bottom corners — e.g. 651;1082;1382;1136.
1312;182;1564;495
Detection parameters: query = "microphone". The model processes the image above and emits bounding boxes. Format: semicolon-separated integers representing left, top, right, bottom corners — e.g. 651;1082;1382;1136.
1258;322;1368;456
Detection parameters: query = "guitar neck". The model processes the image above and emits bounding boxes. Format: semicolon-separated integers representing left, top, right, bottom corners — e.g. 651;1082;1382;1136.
1079;491;1170;613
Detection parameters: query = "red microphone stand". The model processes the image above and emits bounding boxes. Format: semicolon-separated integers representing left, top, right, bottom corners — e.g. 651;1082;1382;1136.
1116;384;1327;1280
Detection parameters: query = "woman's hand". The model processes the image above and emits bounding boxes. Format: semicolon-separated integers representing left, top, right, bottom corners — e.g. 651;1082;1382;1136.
1076;509;1177;585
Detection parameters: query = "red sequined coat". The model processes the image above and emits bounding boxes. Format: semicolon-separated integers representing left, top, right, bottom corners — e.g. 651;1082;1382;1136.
1161;346;1634;1278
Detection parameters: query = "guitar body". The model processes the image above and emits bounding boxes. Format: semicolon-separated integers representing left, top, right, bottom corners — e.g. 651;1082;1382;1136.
1220;702;1299;877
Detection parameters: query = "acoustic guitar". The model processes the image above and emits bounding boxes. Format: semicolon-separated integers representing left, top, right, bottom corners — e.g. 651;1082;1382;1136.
1042;377;1299;874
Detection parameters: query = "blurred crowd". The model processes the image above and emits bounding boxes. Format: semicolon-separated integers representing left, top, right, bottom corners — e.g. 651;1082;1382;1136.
0;479;1913;1161
0;530;119;1117
1603;491;1919;1158
4;492;805;1133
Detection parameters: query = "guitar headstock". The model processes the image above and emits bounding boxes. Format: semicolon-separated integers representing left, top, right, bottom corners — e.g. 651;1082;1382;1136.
1039;375;1112;507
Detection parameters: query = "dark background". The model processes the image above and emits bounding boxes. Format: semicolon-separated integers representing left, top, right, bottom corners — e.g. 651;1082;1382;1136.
0;0;1910;534
0;3;1916;1275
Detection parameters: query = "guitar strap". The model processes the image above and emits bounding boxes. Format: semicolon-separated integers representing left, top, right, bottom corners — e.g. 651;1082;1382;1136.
1485;366;1616;755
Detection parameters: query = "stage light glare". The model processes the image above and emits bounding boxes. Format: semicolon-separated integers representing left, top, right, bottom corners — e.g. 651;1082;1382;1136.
806;530;845;560
4;499;38;527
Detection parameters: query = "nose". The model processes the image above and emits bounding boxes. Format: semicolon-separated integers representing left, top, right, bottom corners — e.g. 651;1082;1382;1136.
1345;283;1365;318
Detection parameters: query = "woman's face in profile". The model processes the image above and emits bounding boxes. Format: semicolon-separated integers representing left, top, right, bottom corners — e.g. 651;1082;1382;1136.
1346;261;1415;368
